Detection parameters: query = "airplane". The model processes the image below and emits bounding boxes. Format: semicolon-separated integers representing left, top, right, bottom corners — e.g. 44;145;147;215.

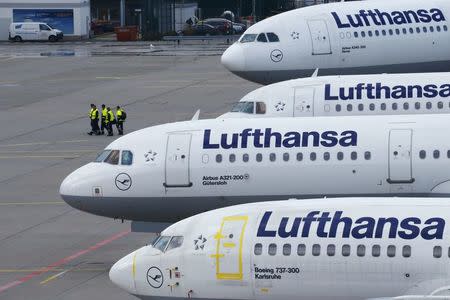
221;0;450;84
60;114;450;231
220;72;450;118
110;197;450;300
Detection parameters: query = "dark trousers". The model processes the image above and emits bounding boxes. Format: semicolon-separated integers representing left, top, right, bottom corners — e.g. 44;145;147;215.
106;122;113;135
101;118;106;133
90;119;99;134
116;121;124;135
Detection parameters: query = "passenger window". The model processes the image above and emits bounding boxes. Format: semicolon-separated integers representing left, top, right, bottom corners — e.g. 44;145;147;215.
375;30;379;36
354;31;358;38
283;153;289;162
95;150;111;162
368;30;373;37
297;244;306;256
216;154;222;163
448;150;450;159
387;245;396;257
327;244;335;256
364;151;371;160
372;245;381;257
266;32;280;42
358;104;364;111
312;244;321;256
415;102;420;110
121;150;133;165
409;28;414;34
438;101;443;109
369;103;375;111
357;245;365;257
297;152;303;161
392;103;398;110
444;25;448;31
361;31;366;38
437;25;442;32
351;151;357;160
105;150;120;165
229;154;236;163
323;152;330;161
388;29;393;35
268;243;277;255
342;244;350;257
419;150;426;159
310;152;317;161
256;102;266;114
283;244;291;256
381;103;386;111
402;245;411;258
256;153;263;162
402;28;407;34
243;153;249;162
430;26;434;33
257;33;268;42
336;104;341;112
254;243;262;255
382;29;386;36
416;27;420;33
426;102;432;109
153;236;171;252
403;102;409;110
423;26;427;33
433;150;440;159
337;152;344;161
434;246;442;258
270;153;276;162
347;104;353;112
166;236;184;252
395;28;400;35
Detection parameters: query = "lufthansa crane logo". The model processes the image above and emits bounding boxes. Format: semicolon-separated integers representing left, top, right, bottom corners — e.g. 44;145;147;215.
115;173;132;191
270;49;283;63
146;266;164;288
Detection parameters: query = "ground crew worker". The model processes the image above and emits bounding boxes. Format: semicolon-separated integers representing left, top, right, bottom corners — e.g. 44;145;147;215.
116;106;126;135
106;106;116;136
88;104;100;135
100;104;107;135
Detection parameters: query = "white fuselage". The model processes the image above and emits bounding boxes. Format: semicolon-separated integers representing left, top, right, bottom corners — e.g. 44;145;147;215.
221;0;450;84
110;198;450;300
221;73;450;118
61;114;450;223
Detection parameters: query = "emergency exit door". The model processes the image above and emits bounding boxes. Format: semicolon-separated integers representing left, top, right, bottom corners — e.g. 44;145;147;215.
164;133;192;187
294;87;315;116
212;216;248;280
388;129;414;184
307;20;332;55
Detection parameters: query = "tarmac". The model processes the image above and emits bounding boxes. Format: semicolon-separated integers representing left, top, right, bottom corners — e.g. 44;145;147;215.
0;40;259;300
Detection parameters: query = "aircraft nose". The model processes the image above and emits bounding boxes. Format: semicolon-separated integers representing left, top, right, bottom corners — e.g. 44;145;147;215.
221;44;245;72
59;164;99;210
109;251;136;294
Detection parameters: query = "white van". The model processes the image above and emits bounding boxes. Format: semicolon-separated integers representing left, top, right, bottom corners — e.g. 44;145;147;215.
9;22;63;42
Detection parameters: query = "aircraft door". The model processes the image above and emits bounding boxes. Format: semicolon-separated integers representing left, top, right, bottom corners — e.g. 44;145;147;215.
211;216;248;280
388;129;414;184
307;20;332;55
294;87;315;117
164;133;192;187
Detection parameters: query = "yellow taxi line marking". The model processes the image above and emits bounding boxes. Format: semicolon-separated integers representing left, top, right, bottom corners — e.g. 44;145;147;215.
40;270;69;285
0;202;65;206
58;139;89;144
0;142;50;147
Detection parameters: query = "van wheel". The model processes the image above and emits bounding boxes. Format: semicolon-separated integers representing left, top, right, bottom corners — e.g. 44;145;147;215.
49;35;57;42
13;36;22;42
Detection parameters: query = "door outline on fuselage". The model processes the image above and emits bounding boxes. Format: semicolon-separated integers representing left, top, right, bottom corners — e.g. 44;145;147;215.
210;215;248;280
293;87;315;116
307;19;332;55
387;129;414;184
164;133;193;188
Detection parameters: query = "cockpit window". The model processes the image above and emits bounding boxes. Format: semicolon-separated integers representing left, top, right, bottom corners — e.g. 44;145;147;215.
240;34;257;43
104;150;120;165
95;150;111;162
153;236;171;252
231;101;254;114
256;102;266;114
266;32;280;42
121;150;133;165
257;33;268;42
166;236;184;252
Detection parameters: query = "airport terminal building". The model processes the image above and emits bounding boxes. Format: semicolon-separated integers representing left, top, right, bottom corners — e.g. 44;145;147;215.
0;0;91;40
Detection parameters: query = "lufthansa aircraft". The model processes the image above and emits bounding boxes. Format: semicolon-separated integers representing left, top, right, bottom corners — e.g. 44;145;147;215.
221;72;450;118
221;0;450;84
61;114;450;228
110;197;450;300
